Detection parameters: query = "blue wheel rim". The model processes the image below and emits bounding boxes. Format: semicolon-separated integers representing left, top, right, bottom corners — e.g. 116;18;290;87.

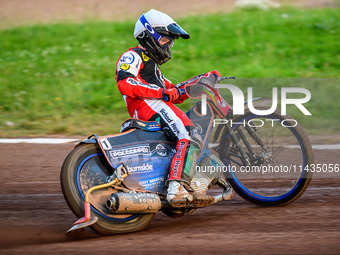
77;153;137;221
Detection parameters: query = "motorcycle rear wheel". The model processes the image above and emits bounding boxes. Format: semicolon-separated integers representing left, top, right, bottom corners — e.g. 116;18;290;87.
60;143;154;235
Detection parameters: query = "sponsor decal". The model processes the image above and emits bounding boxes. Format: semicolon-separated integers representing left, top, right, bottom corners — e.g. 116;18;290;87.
160;108;173;123
176;141;186;159
126;78;139;85
120;52;135;64
155;144;167;156
173;161;181;177
120;120;132;132
126;78;160;90
170;123;180;135
100;138;112;151
190;127;203;145
142;52;150;62
139;177;165;188
172;141;187;177
110;145;150;157
135;59;141;68
120;63;130;71
194;124;203;134
144;22;155;34
128;163;153;173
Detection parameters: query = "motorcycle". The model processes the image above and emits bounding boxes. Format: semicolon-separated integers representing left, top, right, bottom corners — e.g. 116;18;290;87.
60;73;314;235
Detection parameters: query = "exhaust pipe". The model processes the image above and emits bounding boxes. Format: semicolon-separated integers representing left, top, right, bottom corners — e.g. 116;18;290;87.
108;186;233;214
107;193;161;214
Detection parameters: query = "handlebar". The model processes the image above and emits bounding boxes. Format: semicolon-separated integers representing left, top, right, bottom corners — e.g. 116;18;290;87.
176;76;235;88
165;75;235;101
218;76;236;82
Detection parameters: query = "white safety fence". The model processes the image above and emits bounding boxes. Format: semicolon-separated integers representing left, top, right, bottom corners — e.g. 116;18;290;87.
0;138;80;144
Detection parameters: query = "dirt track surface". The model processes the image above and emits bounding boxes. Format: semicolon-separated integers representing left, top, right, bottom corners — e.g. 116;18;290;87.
0;142;339;254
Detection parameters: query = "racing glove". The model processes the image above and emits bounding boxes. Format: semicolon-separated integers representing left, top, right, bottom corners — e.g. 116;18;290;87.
162;88;181;102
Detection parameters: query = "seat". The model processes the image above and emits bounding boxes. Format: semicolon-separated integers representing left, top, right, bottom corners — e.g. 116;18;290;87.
120;118;161;133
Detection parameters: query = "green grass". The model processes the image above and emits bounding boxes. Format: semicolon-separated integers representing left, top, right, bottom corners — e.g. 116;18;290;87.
0;7;339;137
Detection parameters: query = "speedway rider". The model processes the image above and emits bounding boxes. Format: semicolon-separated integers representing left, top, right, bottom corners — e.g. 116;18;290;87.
115;9;219;207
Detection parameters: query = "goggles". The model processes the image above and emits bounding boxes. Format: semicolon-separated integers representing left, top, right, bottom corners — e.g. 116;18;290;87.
158;36;175;49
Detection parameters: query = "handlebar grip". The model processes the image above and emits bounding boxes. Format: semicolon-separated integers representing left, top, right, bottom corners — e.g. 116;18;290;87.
163;95;169;102
180;88;186;95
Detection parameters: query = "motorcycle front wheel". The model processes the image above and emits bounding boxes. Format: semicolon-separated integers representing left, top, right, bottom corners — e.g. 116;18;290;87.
218;109;314;206
60;143;154;235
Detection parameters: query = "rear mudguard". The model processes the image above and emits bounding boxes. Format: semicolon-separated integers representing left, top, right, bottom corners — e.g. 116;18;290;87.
75;134;99;147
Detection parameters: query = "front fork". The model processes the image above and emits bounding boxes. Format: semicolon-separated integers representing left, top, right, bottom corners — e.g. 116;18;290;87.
225;110;271;166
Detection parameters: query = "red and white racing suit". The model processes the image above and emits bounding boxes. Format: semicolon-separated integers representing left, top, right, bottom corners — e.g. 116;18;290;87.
115;46;195;183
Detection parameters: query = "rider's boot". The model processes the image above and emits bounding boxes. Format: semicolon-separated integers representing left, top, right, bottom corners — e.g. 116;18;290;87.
166;180;215;208
166;180;194;208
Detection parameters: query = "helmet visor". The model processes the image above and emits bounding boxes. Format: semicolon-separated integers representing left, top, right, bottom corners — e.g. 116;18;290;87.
139;14;190;42
166;23;190;39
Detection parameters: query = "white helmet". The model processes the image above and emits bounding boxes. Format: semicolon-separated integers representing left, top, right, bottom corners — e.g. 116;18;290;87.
134;9;190;65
